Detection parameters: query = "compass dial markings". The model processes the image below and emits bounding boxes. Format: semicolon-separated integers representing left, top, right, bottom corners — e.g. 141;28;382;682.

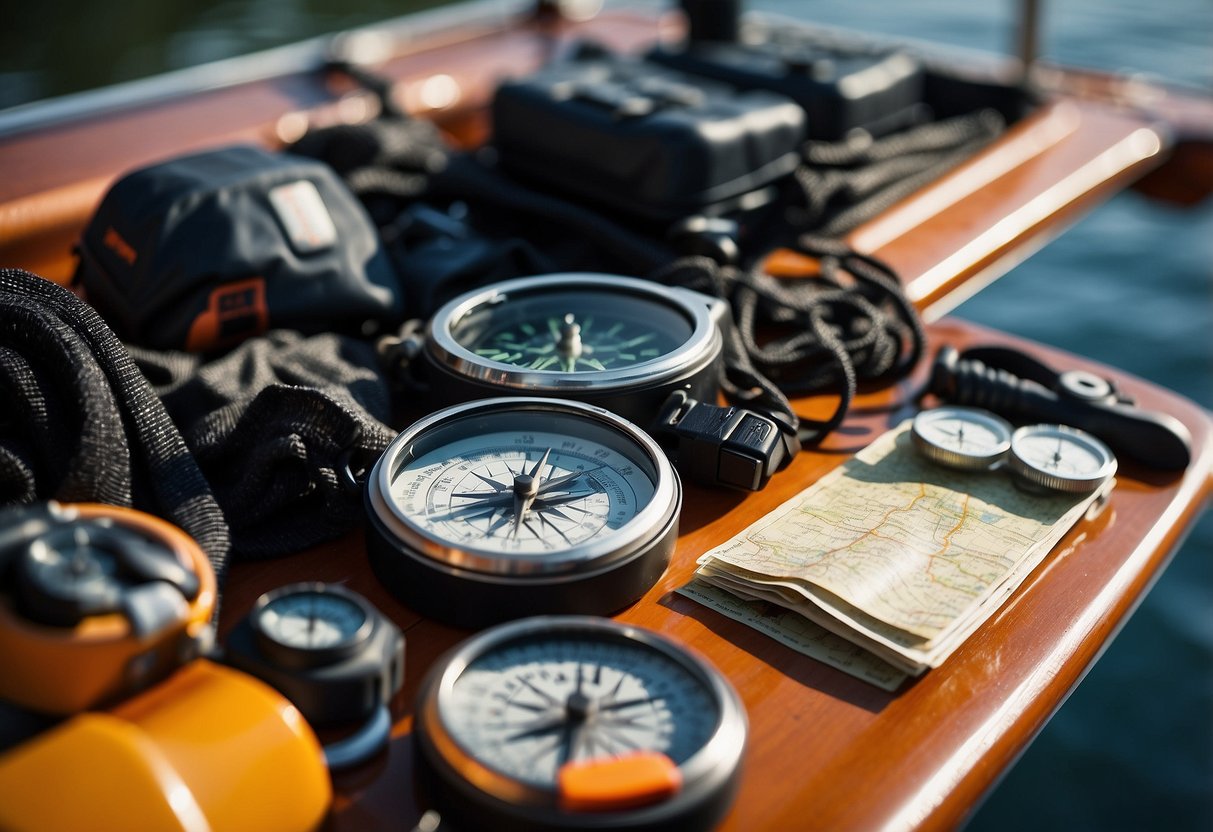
393;431;654;555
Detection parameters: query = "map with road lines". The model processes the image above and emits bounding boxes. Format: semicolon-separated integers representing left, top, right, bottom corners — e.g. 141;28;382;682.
691;422;1107;676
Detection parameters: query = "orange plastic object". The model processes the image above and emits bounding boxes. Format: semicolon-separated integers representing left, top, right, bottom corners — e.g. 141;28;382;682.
0;659;331;832
0;503;217;714
558;751;683;812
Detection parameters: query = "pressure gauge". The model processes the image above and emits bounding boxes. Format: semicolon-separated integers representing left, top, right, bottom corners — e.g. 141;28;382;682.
420;274;726;427
1008;424;1118;493
911;406;1013;471
364;398;681;628
414;616;746;832
224;582;405;769
251;583;376;669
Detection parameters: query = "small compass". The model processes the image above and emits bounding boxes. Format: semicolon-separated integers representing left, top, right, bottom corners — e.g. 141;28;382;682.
420;274;726;427
1008;424;1118;493
251;583;376;669
414;616;746;832
911;406;1013;471
363;398;681;628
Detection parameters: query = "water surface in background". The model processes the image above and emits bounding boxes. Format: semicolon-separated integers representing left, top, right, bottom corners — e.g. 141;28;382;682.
3;0;1210;828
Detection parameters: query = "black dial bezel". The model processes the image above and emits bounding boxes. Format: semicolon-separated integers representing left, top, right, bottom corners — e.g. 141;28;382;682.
414;616;746;832
251;582;377;670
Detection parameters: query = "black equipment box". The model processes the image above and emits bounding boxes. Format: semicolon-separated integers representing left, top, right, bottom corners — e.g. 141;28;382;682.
490;54;805;222
648;38;925;141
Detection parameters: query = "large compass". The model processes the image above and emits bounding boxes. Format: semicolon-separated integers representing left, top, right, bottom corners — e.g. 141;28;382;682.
420;274;726;426
363;398;681;628
414;616;746;832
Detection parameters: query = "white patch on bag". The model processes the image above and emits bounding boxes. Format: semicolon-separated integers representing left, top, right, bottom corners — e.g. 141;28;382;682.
269;180;338;254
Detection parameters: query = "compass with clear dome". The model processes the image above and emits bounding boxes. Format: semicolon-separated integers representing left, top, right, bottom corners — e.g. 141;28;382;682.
420;274;726;426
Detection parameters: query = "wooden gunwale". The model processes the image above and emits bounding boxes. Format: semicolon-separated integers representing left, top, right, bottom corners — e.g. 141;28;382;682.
0;5;1210;830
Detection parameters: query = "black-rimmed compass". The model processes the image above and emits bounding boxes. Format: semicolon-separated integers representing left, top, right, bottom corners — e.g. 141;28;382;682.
223;582;405;770
413;616;746;832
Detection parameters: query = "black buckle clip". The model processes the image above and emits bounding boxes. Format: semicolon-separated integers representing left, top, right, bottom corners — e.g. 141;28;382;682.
656;391;799;491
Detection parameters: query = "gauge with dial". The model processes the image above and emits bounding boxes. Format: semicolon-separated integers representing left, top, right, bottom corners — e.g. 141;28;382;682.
414;616;746;832
911;406;1013;471
225;581;405;769
363;398;681;628
1008;423;1118;493
420;274;726;427
251;583;375;669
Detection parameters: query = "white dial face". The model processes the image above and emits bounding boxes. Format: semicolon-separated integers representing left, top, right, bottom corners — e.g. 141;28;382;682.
443;634;719;788
259;592;367;649
1011;426;1115;480
913;407;1012;460
387;414;657;556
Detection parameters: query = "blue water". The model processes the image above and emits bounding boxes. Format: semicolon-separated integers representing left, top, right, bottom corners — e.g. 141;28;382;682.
4;0;1211;827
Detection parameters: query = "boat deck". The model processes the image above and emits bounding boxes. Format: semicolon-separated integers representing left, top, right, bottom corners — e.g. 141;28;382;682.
1;6;1210;830
214;315;1211;830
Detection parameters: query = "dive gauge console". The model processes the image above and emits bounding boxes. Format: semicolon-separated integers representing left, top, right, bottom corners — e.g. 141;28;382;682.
419;274;727;428
364;398;681;629
414;616;747;832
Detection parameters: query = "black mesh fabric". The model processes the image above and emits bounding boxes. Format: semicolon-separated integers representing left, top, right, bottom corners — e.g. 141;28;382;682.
129;331;396;558
0;268;231;581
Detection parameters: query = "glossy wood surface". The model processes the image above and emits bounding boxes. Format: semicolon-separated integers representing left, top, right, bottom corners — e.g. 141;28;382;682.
218;318;1212;831
2;6;1211;830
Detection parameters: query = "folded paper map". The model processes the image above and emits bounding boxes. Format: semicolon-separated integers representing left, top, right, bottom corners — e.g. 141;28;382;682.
686;421;1109;680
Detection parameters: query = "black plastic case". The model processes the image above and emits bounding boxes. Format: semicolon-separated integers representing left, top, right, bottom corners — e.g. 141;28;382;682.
490;55;805;222
648;38;925;141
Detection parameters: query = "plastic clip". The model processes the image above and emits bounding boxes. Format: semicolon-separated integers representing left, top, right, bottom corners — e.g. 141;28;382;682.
656;391;798;491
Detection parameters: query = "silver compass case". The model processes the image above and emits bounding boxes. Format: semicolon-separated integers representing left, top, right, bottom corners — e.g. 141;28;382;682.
363;398;682;628
422;274;727;428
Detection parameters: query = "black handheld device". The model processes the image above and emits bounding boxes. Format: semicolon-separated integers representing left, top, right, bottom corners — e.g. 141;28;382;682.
927;346;1192;471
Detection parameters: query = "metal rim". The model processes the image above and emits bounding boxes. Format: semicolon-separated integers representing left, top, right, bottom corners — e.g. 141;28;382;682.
1008;423;1118;492
425;274;722;393
419;615;747;807
366;398;681;576
911;406;1013;471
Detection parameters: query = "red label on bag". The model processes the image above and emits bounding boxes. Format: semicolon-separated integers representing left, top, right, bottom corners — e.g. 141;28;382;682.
103;227;138;266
